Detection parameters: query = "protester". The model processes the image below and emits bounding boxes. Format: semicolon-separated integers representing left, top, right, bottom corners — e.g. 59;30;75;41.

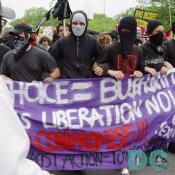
93;16;144;175
96;33;112;49
141;20;173;76
0;23;60;82
0;1;51;175
39;35;51;51
94;16;143;80
135;27;143;46
0;3;15;65
49;10;103;175
163;21;175;67
0;24;15;49
49;10;102;79
52;22;70;44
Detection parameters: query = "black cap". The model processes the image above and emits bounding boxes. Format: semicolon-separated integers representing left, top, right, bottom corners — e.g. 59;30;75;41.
118;16;137;32
0;1;16;19
147;20;163;35
9;23;32;35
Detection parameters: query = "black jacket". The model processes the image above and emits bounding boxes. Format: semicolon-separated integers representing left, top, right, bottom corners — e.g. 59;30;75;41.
141;42;167;72
49;34;102;78
96;42;143;76
164;39;175;67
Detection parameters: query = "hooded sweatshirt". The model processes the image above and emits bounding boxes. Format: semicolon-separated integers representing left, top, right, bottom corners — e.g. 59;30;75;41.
49;11;102;78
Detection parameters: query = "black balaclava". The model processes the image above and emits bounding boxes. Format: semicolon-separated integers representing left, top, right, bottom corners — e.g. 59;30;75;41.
9;23;32;61
149;32;164;46
70;10;88;37
118;16;137;58
147;20;164;46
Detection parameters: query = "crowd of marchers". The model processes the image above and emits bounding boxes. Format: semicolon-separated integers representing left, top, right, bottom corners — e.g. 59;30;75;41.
1;10;175;84
1;10;175;175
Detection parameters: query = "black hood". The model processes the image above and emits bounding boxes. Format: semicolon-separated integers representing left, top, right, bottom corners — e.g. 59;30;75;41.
70;10;88;37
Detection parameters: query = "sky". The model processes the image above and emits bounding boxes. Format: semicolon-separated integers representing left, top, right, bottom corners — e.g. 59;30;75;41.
1;0;138;19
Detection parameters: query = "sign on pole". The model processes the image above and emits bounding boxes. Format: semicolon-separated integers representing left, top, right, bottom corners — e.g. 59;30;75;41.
134;9;158;28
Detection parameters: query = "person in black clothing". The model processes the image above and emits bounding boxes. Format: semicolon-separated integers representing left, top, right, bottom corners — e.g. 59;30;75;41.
49;10;102;78
0;23;60;82
163;21;175;67
1;24;15;50
141;20;173;76
94;16;143;80
52;22;70;44
0;3;15;66
0;43;9;65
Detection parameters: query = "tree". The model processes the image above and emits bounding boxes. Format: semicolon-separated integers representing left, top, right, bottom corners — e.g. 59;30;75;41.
10;7;117;32
120;0;175;31
138;0;175;30
88;14;117;32
10;7;59;29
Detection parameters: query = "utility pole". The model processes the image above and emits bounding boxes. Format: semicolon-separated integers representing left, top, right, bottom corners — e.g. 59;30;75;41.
102;0;106;31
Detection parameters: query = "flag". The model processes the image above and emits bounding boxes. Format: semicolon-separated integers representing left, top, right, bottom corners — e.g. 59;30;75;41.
52;0;72;20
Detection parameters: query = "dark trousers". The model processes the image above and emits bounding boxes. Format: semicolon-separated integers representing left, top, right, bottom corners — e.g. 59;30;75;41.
49;170;85;175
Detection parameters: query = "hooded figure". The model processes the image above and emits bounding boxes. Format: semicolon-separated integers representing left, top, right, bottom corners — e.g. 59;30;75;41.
147;20;164;46
49;10;102;78
118;16;137;58
0;1;15;65
141;20;173;75
70;11;87;37
94;16;143;79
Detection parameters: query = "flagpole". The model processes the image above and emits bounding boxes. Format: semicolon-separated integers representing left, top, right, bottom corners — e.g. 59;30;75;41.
63;0;68;36
168;0;172;28
63;19;67;36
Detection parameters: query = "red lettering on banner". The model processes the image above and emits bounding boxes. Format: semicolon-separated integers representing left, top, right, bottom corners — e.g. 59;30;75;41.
135;120;148;143
74;131;86;150
35;131;50;152
34;120;147;152
85;131;102;151
106;124;135;150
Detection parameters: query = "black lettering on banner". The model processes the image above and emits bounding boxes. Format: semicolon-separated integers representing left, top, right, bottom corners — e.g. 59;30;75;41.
112;151;128;165
134;9;158;20
28;151;52;168
87;153;102;166
62;154;81;169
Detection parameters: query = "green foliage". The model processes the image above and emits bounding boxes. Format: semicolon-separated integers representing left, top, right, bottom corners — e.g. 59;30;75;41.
10;7;117;33
123;0;175;31
88;14;117;32
10;7;60;30
9;1;175;32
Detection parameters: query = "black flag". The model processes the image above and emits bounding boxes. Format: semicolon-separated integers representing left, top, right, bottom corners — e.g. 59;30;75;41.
52;0;72;20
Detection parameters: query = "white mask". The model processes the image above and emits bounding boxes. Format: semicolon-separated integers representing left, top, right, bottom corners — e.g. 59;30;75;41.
72;25;86;37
